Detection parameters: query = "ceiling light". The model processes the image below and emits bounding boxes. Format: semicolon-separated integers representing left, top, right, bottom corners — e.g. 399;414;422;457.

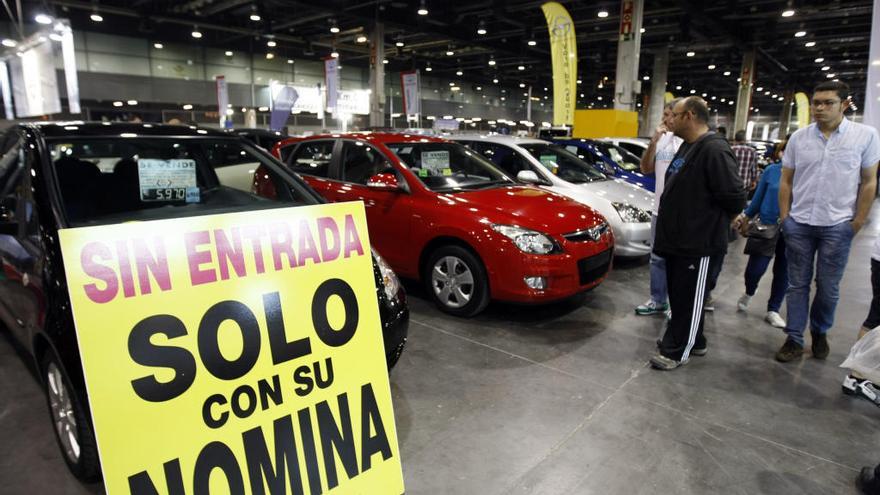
778;96;785;101
597;10;609;18
1;39;16;48
425;66;433;72
782;9;795;17
765;91;771;95
225;50;233;56
723;71;731;76
493;78;499;83
577;79;582;84
456;70;463;76
729;101;734;105
689;89;696;94
821;66;830;71
710;96;717;100
827;73;836;78
127;100;138;105
287;59;294;64
449;82;455;86
418;0;428;15
266;52;274;59
331;51;339;58
519;83;526;88
383;58;388;64
477;21;487;35
182;104;193;110
708;64;716;70
112;101;123;107
476;86;482;90
267;40;277;47
527;39;537;46
720;98;726;102
446;50;454;56
90;13;103;22
675;85;682;90
772;93;778;97
642;75;650;81
35;14;53;25
701;93;707;97
756;86;763;91
815;57;824;63
356;34;367;43
153;42;163;49
488;59;496;66
518;65;525;70
794;31;806;37
805;41;816;47
686;51;695;57
250;13;261;21
330;23;340;34
191;28;203;39
640;28;645;33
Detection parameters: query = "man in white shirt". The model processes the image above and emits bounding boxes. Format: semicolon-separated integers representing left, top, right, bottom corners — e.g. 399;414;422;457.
635;98;683;316
776;80;880;362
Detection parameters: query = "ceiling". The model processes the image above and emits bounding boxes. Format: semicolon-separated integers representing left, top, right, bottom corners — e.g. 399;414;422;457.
20;0;876;117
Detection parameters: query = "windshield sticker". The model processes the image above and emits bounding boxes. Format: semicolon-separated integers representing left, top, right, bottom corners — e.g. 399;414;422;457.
442;167;453;176
137;159;197;202
418;168;429;177
185;187;200;203
539;155;557;167
422;150;450;174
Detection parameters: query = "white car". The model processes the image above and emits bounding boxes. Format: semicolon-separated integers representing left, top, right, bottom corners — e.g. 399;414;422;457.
453;134;654;258
599;137;650;158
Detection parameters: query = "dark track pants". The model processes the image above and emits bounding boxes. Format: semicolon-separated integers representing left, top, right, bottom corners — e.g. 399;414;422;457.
659;254;710;361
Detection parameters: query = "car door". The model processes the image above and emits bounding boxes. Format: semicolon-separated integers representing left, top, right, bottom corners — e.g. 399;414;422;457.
330;139;412;269
285;139;338;199
0;132;44;347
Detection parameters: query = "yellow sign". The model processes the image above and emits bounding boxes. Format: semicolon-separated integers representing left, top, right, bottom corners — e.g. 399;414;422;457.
573;109;639;138
59;202;404;495
542;1;577;126
795;91;811;129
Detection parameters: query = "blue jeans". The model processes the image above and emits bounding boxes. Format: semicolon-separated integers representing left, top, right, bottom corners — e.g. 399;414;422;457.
650;214;668;304
782;218;855;346
744;234;788;312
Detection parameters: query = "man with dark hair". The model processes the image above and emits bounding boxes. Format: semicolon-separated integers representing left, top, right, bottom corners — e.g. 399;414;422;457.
732;129;758;193
776;80;880;362
635;98;683;317
650;96;746;370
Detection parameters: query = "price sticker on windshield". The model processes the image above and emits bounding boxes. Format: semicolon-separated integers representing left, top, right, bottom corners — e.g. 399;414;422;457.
422;150;450;174
138;159;197;202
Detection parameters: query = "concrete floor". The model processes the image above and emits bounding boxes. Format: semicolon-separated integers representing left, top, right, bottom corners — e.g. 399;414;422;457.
2;212;880;494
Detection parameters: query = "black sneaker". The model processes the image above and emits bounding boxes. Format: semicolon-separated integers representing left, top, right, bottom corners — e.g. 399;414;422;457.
842;375;880;407
655;339;706;356
812;333;830;359
856;464;880;494
775;338;804;362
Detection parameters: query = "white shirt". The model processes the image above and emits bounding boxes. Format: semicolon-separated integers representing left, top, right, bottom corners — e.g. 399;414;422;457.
652;132;683;214
783;117;880;226
873;233;880;262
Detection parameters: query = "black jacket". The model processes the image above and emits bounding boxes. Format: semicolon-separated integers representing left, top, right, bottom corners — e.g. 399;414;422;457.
654;132;746;258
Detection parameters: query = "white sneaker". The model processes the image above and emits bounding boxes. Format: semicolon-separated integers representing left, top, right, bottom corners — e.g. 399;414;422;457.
737;293;751;312
765;311;786;328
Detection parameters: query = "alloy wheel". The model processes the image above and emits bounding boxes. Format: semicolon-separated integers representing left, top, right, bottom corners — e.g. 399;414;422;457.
431;255;475;308
46;362;81;464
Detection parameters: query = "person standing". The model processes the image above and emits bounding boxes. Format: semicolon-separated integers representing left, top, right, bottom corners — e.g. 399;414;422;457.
776;80;880;362
734;141;788;328
732;130;759;193
840;231;880;406
635;98;683;316
650;97;746;370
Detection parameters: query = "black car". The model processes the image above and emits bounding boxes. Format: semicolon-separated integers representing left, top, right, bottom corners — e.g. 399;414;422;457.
226;127;288;151
0;122;408;481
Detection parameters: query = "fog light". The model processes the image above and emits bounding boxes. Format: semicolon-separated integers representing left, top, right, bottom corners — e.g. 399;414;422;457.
524;276;547;290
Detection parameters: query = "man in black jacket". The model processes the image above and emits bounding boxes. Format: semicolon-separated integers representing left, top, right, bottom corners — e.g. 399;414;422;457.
650;97;747;370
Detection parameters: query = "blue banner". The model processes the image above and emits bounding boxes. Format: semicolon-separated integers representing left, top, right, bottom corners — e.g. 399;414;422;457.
270;86;299;131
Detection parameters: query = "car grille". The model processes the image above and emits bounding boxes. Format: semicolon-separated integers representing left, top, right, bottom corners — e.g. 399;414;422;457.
564;222;609;242
577;248;613;285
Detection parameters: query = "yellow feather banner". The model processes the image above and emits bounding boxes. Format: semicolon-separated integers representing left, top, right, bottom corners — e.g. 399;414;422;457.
542;2;577;126
795;92;810;128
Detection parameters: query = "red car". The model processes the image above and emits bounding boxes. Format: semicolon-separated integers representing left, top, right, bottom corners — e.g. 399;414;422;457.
263;133;613;316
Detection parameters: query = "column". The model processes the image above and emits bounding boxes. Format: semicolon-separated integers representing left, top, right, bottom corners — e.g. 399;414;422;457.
645;47;669;133
732;49;756;135
369;22;385;128
613;0;644;111
864;0;880;131
778;90;794;138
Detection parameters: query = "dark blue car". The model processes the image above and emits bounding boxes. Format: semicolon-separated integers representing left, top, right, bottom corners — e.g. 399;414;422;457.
554;138;656;192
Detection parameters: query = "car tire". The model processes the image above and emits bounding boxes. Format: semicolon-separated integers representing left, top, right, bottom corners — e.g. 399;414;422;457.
424;245;490;317
40;351;101;482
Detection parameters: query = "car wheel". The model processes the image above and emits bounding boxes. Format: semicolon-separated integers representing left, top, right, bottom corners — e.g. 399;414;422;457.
41;351;101;482
425;245;489;317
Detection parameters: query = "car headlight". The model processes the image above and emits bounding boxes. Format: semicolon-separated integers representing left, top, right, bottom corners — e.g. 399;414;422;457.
492;224;558;254
372;248;401;300
611;202;651;223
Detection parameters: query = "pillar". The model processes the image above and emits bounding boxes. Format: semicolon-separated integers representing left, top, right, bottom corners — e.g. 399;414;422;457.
732;49;756;136
369;22;385;128
645;47;669;133
778;90;794;138
864;2;880;131
613;0;644;111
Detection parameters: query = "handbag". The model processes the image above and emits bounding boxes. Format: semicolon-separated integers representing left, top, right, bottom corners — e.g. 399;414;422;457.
744;219;780;257
746;219;778;239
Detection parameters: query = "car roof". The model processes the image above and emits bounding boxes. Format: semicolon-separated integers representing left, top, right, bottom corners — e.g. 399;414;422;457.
20;121;231;139
277;131;448;149
451;134;549;145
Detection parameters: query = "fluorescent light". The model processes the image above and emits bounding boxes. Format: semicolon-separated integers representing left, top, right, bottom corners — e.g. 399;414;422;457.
266;52;274;59
488;59;496;66
640;28;645;33
330;51;339;58
518;65;525;70
112;101;123;107
597;10;609;18
456;70;463;75
805;41;816;47
35;14;53;25
356;35;367;43
250;14;261;21
425;66;433;72
782;9;795;17
815;57;824;63
90;13;103;22
756;86;763;91
675;85;682;90
477;28;487;35
446;50;454;56
827;73;836;78
225;50;233;56
794;31;806;37
642;75;650;80
191;30;202;39
686;51;695;57
267;40;276;47
287;59;294;64
153;42;163;49
418;7;428;15
723;71;731;76
821;66;830;71
127;100;138;105
330;26;340;34
493;78;499;83
528;39;537;46
382;58;388;64
708;64;716;70
182;104;193;110
396;41;404;47
258;106;269;112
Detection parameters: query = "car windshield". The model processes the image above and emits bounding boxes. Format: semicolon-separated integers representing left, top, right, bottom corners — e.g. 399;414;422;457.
47;136;320;227
519;143;607;184
595;142;641;172
385;141;514;192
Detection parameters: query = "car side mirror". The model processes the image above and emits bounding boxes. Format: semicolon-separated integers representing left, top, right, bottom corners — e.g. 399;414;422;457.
516;170;542;184
366;173;401;191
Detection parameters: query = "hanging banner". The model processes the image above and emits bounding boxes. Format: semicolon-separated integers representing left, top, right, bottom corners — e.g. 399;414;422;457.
58;202;405;494
865;1;880;132
619;0;635;41
270;85;299;131
795;91;810;129
215;75;229;128
664;91;674;103
59;22;80;114
541;2;577;126
324;57;339;116
400;70;420;116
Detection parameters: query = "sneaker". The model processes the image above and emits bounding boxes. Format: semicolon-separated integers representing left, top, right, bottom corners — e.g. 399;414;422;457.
775;338;804;362
703;294;715;312
655;339;707;356
650;354;688;370
765;311;786;328
737;293;751;312
635;300;669;316
842;375;880;407
665;309;672;320
812;333;830;359
856;464;880;494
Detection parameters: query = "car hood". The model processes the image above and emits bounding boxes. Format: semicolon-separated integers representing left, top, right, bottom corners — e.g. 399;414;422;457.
577;178;655;211
440;185;606;235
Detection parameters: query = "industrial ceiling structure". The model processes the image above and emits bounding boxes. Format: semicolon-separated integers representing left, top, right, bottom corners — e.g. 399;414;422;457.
22;0;877;117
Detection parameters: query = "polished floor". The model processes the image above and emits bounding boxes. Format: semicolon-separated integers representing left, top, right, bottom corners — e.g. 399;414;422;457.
2;213;879;494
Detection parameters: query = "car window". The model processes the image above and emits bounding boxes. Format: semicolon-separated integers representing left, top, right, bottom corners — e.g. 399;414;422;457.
48;137;318;226
386;141;513;192
519;143;606;184
597;143;641;172
564;145;599;166
0;132;23;196
469;142;531;177
288;140;334;177
340;141;393;185
619;142;645;158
